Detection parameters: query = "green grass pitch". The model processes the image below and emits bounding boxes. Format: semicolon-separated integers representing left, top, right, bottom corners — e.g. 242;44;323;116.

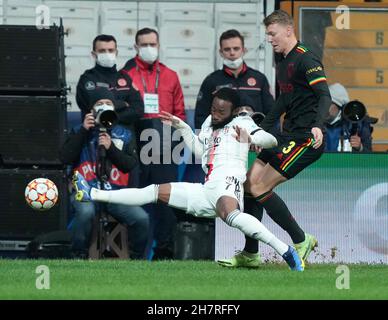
1;259;387;300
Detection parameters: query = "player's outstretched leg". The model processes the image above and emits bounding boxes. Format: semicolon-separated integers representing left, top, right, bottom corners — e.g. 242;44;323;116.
72;171;159;206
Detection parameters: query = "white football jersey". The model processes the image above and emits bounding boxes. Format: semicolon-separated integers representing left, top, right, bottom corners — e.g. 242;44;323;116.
198;115;259;182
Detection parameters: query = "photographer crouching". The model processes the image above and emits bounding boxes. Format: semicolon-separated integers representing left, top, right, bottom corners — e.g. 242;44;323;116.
325;83;376;152
60;88;149;259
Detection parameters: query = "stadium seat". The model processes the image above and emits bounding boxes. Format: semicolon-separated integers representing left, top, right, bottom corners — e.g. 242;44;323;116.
159;25;216;67
88;212;129;259
100;1;157;63
169;63;214;108
215;3;259;29
160;46;215;68
158;2;214;27
3;0;43;25
100;1;156;28
100;21;137;49
45;0;99;47
160;25;215;48
65;56;94;84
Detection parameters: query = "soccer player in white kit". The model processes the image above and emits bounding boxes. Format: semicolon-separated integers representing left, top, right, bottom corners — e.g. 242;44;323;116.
73;88;304;271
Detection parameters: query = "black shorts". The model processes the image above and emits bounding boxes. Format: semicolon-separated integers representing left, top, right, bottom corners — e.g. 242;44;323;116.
257;135;324;179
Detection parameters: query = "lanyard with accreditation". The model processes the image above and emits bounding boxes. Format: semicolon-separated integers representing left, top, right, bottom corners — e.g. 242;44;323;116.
137;64;160;114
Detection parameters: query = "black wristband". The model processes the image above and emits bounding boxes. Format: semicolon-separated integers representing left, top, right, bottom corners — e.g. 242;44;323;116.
250;128;262;135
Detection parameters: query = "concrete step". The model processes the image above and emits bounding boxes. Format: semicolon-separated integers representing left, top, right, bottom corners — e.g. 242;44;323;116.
372;126;388;141
347;87;388;106
326;68;388;87
323;49;388;68
325;28;388;49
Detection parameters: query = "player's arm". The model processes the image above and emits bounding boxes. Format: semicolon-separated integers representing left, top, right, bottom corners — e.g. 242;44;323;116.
260;75;275;115
159;111;204;158
171;72;186;121
303;57;331;129
235;116;278;149
259;95;286;132
302;54;332;147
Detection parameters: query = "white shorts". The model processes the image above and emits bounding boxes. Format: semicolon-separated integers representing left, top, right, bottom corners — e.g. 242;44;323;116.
169;176;244;218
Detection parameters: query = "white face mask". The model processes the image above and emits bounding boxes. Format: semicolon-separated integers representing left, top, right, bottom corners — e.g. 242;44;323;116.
329;110;342;125
96;52;116;68
138;46;158;64
223;57;243;69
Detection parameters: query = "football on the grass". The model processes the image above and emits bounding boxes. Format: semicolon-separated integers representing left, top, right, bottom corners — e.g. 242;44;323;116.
25;178;58;211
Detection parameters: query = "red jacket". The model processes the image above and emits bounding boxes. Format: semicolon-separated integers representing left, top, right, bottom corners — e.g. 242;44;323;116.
121;56;186;121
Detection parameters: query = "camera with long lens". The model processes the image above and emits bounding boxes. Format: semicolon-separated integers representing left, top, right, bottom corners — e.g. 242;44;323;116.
93;103;118;130
342;100;366;136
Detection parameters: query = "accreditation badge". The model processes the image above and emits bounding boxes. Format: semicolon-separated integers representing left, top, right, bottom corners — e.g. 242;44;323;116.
144;93;159;114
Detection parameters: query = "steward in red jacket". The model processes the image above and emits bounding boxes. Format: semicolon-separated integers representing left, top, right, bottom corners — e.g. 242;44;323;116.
121;27;186;260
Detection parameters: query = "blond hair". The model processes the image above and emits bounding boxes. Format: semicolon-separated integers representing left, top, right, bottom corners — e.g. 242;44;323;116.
263;10;294;27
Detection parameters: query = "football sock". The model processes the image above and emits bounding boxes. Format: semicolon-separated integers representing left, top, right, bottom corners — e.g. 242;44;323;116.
226;209;288;256
256;191;305;243
91;184;159;205
243;195;263;254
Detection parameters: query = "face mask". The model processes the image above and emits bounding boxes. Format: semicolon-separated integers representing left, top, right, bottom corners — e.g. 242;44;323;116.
327;111;342;125
139;46;158;64
223;57;243;69
96;52;116;68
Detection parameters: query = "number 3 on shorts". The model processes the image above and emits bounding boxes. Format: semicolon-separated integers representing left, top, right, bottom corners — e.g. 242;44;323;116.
282;141;296;154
